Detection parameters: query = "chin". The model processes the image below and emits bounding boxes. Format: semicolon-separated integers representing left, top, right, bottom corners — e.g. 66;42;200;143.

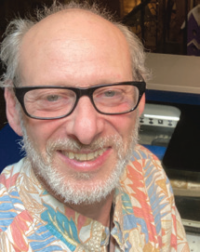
36;158;126;205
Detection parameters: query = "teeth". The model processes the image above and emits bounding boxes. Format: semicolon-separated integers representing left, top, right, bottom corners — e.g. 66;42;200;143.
87;152;94;160
69;152;75;159
64;149;106;161
79;153;86;161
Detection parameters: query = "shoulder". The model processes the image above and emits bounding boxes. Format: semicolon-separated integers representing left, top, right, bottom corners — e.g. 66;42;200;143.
0;159;26;211
122;144;174;213
122;145;190;250
0;159;27;235
128;144;167;181
131;144;160;162
0;158;25;190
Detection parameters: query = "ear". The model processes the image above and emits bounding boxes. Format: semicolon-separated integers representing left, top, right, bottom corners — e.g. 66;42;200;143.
138;94;145;116
4;87;23;136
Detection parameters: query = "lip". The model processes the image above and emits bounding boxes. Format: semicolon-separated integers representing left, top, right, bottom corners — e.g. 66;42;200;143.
57;148;111;172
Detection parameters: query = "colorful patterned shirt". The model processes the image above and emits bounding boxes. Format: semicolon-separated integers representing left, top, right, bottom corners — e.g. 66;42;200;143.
0;145;189;252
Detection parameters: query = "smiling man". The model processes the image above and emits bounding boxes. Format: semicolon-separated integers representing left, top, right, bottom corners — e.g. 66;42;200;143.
0;1;189;252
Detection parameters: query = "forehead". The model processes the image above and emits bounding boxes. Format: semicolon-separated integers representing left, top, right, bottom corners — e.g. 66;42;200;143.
19;9;132;86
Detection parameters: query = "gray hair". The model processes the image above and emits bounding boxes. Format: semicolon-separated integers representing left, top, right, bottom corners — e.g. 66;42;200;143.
0;1;149;88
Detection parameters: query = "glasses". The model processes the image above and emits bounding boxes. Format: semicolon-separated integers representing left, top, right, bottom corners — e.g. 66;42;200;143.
14;81;146;120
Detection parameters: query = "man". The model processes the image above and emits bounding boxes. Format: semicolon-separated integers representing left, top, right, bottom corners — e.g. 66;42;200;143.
0;1;189;251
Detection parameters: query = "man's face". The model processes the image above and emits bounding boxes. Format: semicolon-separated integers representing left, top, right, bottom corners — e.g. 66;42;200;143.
14;10;143;204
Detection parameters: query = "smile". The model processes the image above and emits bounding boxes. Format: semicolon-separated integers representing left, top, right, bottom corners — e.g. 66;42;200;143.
61;148;107;161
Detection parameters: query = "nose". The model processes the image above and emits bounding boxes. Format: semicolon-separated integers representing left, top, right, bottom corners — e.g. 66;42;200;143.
65;96;104;145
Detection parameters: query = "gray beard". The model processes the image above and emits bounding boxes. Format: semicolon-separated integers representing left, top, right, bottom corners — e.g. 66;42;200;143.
20;115;139;205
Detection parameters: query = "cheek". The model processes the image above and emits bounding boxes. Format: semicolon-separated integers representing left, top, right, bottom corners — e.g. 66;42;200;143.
108;112;137;139
24;119;64;149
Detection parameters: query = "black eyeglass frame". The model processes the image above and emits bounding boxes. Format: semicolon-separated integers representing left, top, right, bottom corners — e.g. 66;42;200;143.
14;81;146;120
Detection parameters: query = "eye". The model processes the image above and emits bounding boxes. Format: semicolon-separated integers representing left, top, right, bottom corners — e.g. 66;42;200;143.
104;90;116;97
46;95;59;102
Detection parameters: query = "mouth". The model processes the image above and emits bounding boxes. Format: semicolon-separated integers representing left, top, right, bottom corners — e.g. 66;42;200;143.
60;148;107;162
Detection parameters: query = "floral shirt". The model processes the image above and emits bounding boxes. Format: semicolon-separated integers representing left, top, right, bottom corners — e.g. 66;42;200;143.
0;145;189;252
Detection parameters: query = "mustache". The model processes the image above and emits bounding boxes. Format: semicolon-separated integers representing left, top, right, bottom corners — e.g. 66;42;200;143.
46;135;123;154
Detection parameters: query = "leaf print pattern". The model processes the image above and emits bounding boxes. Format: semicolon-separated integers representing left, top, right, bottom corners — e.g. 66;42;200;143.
0;145;190;252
